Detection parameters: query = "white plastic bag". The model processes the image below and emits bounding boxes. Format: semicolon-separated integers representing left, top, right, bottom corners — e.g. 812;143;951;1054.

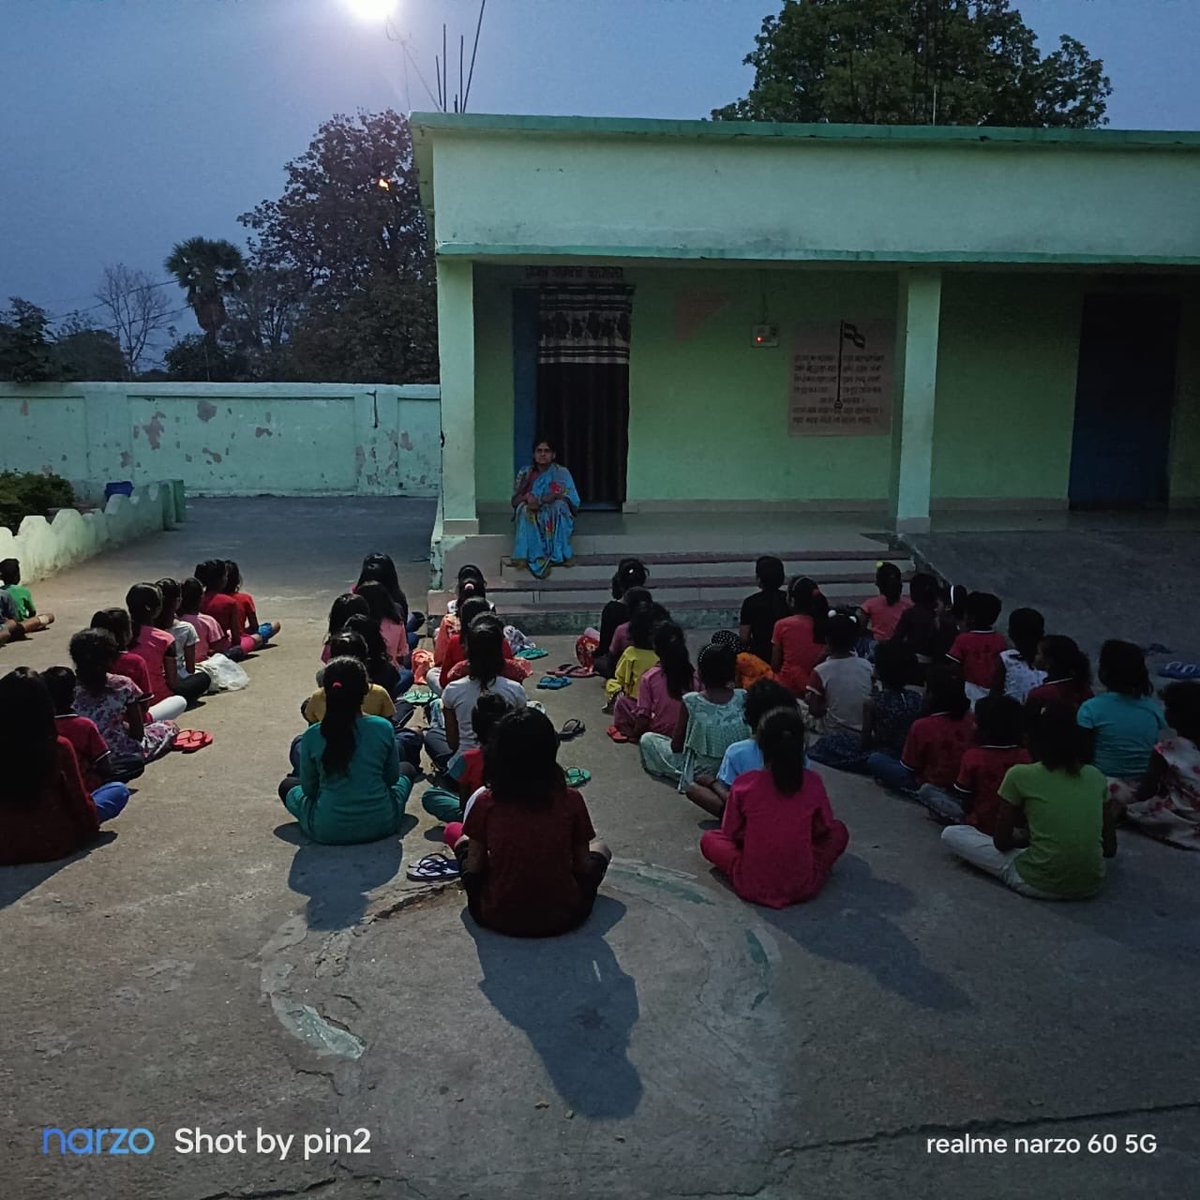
198;652;250;691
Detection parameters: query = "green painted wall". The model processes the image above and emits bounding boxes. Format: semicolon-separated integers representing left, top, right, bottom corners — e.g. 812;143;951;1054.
0;383;440;501
932;274;1085;501
471;264;1200;509
626;268;896;502
473;270;517;505
427;128;1200;266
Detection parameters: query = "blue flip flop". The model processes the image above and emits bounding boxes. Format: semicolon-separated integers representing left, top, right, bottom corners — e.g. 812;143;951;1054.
1158;661;1200;680
537;675;572;689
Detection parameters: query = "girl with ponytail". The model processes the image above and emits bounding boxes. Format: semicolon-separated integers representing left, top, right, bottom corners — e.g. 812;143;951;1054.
700;706;848;908
771;576;829;696
280;656;415;844
125;583;196;718
613;619;697;741
858;561;912;648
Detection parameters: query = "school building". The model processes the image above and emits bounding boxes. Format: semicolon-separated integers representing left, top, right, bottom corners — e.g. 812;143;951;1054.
413;113;1200;618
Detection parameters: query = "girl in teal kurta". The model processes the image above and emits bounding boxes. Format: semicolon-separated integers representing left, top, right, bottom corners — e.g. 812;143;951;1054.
281;657;413;844
512;438;581;579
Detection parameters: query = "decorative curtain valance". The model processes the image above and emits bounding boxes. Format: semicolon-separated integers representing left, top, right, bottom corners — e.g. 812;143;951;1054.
537;287;633;365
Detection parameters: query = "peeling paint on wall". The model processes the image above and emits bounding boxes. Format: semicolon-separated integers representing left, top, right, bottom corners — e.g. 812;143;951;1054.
143;411;166;451
0;384;440;498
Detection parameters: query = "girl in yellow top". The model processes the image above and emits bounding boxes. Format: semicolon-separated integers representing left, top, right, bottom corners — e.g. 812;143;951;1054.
604;605;665;711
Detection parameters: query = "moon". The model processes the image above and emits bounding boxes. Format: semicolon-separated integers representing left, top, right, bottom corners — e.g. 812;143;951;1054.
344;0;396;22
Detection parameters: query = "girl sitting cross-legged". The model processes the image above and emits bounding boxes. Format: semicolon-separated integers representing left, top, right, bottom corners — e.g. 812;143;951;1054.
604;602;667;715
942;701;1117;900
355;552;423;651
423;614;527;774
686;678;798;819
919;694;1031;830
1111;681;1200;850
869;664;975;800
1025;635;1093;716
1077;640;1165;787
700;706;849;909
279;656;416;845
444;707;611;938
70;628;178;762
805;614;874;768
771;576;829;697
639;641;749;789
0;667;116;867
612;619;696;741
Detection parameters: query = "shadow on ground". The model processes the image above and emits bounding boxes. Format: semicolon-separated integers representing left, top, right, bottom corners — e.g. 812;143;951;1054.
276;817;417;930
463;895;643;1119
758;853;973;1013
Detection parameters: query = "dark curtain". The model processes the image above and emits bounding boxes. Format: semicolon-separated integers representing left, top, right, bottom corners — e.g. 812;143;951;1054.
536;288;632;507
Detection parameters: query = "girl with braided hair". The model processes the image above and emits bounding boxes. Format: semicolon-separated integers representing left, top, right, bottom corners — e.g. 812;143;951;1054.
639;640;749;789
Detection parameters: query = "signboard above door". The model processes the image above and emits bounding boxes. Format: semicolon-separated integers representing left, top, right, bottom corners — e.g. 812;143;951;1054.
523;266;625;283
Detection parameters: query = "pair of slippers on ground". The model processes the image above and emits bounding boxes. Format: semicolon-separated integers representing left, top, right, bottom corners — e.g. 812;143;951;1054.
406;763;592;883
172;730;212;753
538;665;595;688
1159;661;1200;680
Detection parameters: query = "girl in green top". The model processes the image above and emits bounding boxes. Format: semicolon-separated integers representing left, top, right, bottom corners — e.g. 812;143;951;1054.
941;702;1117;900
280;657;414;845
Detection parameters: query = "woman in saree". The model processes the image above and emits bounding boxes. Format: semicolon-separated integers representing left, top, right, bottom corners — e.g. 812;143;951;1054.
512;439;581;579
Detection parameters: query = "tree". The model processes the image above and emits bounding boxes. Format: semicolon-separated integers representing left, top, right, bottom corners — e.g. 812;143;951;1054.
94;263;173;377
221;264;306;380
0;298;55;382
239;110;437;383
52;312;126;380
712;0;1111;128
164;237;249;377
163;332;248;382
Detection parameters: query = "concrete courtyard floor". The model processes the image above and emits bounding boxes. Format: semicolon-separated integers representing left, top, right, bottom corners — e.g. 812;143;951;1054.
1;498;1198;1200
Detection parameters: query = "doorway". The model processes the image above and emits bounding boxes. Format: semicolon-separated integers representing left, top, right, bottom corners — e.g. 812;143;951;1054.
512;286;632;509
1068;293;1180;508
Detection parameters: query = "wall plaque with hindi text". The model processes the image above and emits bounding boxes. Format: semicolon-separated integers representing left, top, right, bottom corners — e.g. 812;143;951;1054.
789;320;894;436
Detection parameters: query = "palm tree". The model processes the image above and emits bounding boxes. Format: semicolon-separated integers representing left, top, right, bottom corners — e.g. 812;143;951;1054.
164;237;248;379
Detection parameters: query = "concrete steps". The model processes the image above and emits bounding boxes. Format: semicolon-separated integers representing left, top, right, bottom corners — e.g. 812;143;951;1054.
431;544;913;633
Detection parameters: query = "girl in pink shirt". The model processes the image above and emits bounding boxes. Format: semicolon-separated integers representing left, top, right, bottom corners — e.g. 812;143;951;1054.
858;561;913;646
126;583;206;712
357;580;410;668
613;620;697;740
701;706;848;908
179;577;228;661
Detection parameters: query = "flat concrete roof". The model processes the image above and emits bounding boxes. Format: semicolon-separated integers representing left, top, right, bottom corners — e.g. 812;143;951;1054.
411;111;1200;151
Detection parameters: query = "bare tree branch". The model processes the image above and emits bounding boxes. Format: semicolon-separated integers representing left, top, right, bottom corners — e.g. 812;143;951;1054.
94;264;173;377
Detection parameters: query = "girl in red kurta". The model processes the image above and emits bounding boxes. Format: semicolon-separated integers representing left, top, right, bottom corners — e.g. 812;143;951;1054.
701;707;849;908
771;576;829;697
0;667;102;867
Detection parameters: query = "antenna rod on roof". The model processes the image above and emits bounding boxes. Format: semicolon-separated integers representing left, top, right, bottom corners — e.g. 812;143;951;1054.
459;34;465;113
443;24;448;112
463;0;486;111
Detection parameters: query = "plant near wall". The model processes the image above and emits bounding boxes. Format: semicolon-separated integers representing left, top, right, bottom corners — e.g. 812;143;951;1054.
0;471;75;533
713;0;1111;128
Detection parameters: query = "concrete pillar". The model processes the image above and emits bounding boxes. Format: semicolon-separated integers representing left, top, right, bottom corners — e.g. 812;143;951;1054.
437;258;479;534
890;269;943;535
